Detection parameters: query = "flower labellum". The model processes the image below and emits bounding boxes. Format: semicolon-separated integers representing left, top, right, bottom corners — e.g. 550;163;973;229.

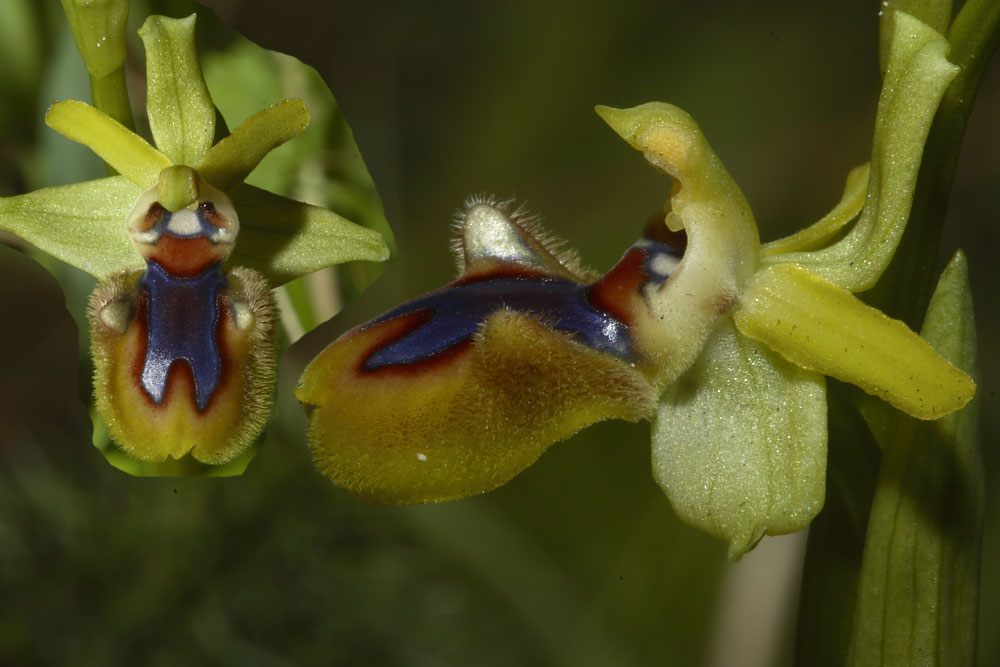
90;167;276;463
0;13;390;468
299;11;973;560
298;200;680;503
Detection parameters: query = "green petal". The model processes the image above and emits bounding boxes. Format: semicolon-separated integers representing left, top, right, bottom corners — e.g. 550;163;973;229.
734;263;974;419
761;164;869;257
138;14;216;166
848;251;983;665
196;99;310;192
45;100;171;188
0;176;142;278
770;13;958;291
229;184;389;286
652;320;827;559
595;102;760;390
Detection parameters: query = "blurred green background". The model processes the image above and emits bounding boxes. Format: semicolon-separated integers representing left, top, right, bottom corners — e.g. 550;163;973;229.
0;1;996;665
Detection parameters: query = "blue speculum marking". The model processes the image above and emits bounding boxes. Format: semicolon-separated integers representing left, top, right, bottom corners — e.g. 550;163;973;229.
362;278;634;370
361;230;687;372
140;261;225;409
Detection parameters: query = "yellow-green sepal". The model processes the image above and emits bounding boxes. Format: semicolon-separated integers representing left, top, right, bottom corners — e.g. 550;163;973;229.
770;13;958;291
734;262;974;419
0;176;143;279
652;319;827;559
230;184;389;286
138;14;216;166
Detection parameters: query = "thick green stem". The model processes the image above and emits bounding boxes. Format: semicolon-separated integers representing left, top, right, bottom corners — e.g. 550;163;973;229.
794;382;881;667
88;68;134;132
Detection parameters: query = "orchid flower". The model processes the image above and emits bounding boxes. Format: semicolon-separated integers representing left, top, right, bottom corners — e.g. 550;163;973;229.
0;11;389;468
296;12;973;558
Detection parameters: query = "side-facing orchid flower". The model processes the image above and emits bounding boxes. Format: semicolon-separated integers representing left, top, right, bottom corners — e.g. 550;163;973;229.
0;14;389;466
297;12;973;556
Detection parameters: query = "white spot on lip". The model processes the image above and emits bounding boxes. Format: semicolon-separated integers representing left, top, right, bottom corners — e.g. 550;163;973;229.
167;210;202;236
416;453;428;462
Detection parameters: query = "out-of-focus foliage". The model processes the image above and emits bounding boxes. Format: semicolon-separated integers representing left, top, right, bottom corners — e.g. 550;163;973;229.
1;1;997;665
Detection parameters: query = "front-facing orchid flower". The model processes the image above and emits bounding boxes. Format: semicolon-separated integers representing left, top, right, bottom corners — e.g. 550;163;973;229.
0;14;389;467
297;12;973;557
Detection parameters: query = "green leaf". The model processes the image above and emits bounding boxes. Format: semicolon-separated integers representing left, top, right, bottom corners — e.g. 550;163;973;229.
138;14;215;166
229;184;389;286
196;99;310;192
770;13;958;292
45;99;170;188
0;176;141;279
847;251;983;666
651;320;827;559
734;262;974;420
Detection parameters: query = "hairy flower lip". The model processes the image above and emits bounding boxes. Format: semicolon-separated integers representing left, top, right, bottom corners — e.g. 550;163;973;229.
1;9;391;474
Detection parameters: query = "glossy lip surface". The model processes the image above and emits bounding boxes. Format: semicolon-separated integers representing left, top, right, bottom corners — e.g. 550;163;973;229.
361;277;634;370
139;260;225;409
361;231;685;372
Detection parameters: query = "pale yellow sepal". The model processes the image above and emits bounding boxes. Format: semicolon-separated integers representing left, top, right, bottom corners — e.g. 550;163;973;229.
772;14;958;291
761;163;869;257
734;263;974;419
197;99;310;192
138;14;216;166
652;320;827;559
45;100;171;189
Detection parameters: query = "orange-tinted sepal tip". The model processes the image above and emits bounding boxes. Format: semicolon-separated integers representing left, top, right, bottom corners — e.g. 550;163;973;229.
89;266;276;464
297;308;656;505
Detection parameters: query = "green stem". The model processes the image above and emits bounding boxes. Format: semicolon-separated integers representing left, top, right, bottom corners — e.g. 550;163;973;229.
794;382;881;666
89;68;134;132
